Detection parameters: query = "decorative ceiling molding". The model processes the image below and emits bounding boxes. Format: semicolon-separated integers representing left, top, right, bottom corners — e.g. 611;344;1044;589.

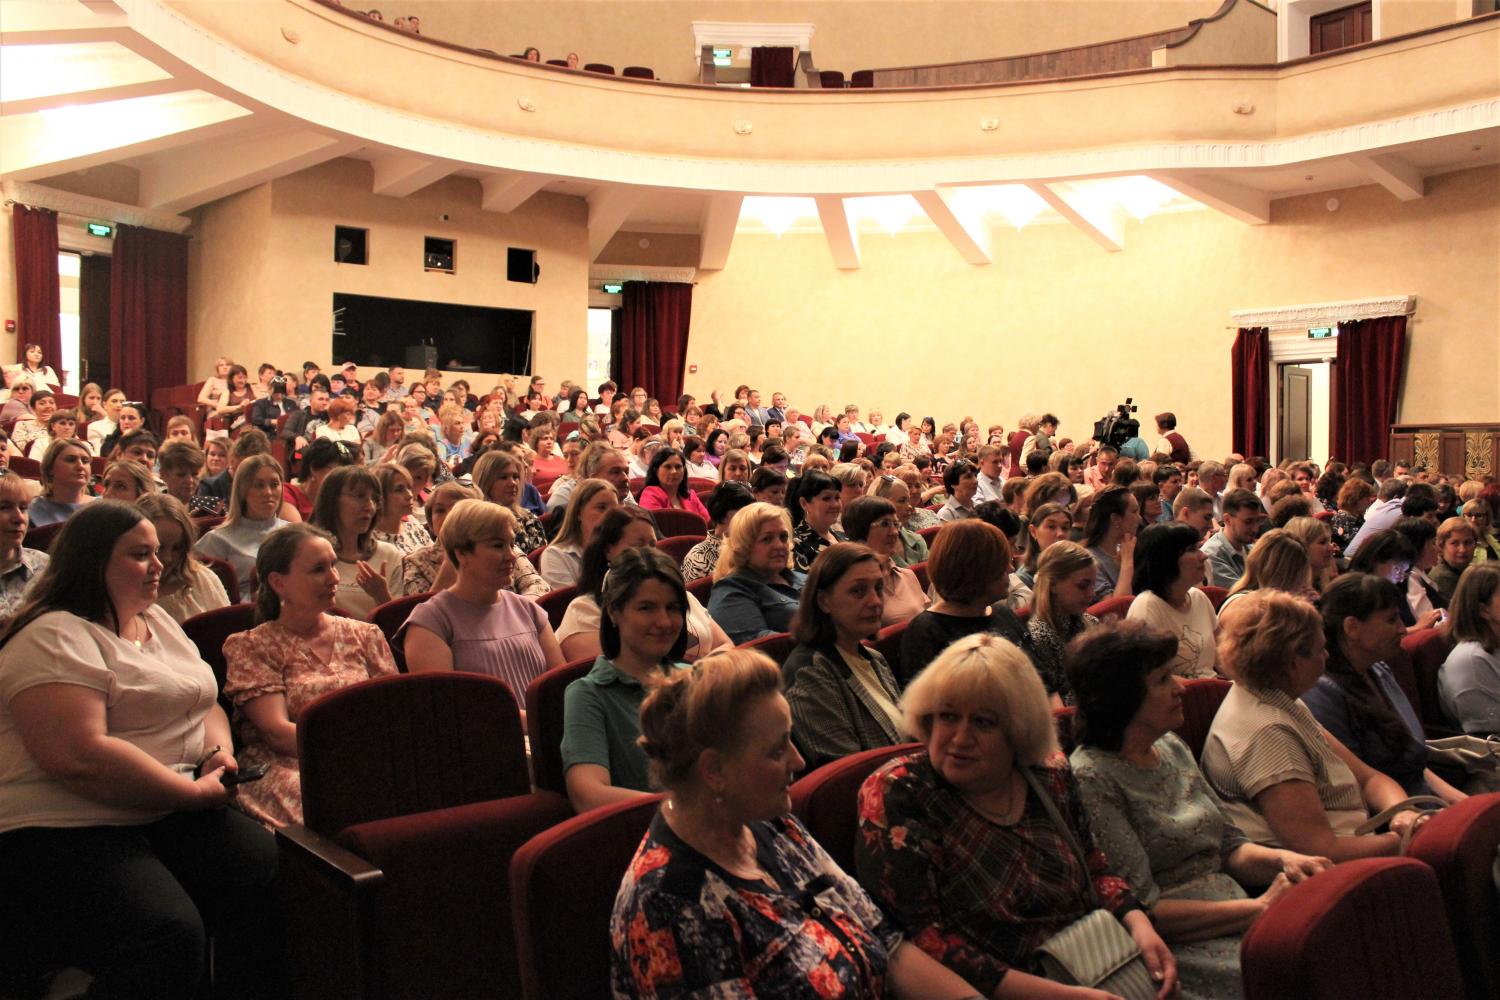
689;21;816;59
1;179;192;233
590;264;697;284
1232;295;1415;330
100;0;1499;197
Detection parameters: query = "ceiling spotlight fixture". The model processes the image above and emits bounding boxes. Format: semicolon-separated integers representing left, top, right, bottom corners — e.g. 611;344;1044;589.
849;195;919;236
741;196;814;238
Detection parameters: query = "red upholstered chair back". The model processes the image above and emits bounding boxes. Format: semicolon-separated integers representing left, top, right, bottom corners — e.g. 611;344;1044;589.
182;603;257;702
526;543;547;564
1314;509;1334;522
10;455;41;479
651;508;708;538
1200;585;1229;610
21;520;65;553
1401;627;1457;731
621;65;655;79
1239;857;1464;1000
583;62;615;74
687;476;718;494
196;557;239;605
627;476;645;498
523;656;594;795
789;743;920;873
655;533;702;565
510;794;664;1000
910;561;929;591
849;68;875;88
917;525;942;544
536;584;577;631
1087;594;1135;620
1174;678;1231;757
297;672;531;836
370;592;432;672
686;574;713;606
738;630;795;665
819;69;846;88
1405;792;1500;1000
873;621;908;677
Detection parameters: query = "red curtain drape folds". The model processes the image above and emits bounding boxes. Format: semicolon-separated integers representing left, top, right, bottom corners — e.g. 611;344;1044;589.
11;205;63;370
1333;315;1406;466
750;46;796;87
1231;326;1270;459
109;224;189;405
618;281;692;405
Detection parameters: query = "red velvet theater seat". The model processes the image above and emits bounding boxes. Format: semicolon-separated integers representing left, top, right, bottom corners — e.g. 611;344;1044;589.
1240;856;1464;1000
276;672;571;1000
1406;793;1500;1000
510;794;663;1000
523;655;595;795
649;507;708;538
789;742;921;873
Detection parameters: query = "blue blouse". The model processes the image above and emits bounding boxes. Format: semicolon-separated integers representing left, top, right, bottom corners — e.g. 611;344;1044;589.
1301;663;1431;796
705;569;806;645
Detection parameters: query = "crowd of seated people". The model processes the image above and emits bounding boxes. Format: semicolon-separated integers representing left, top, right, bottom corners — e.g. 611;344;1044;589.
1;356;1498;996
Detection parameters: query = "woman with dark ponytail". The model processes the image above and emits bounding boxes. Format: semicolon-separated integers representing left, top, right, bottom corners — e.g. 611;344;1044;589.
221;523;397;828
1301;572;1466;802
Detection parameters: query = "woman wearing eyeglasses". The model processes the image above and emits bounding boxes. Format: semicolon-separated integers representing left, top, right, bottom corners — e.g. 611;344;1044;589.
1464;497;1499;563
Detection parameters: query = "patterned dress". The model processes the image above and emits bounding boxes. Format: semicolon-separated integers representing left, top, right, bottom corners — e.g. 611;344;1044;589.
373;518;432;555
397;542;548;597
1072;734;1250;1000
679;533;722;583
612;810;904;999
1024;613;1099;705
855;751;1141;997
515;507;548;555
793;523;846;573
223;617;397;828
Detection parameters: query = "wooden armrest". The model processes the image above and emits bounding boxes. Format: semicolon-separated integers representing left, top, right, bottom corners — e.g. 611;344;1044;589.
276;824;382;1000
276;823;383;888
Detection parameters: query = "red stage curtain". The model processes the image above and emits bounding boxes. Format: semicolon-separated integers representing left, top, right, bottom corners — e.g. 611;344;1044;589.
1231;326;1270;458
618;282;692;404
10;205;63;370
109;224;189;404
1333;315;1406;466
750;46;796;88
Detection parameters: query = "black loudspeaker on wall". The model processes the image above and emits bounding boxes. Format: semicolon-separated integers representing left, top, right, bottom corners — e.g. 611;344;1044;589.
406;344;439;370
507;247;539;284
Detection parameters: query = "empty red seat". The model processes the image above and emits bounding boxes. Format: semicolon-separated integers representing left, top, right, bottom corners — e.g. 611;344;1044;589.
655;533;702;565
522;656;595;795
621;65;655;79
9;455;41;479
819;69;846;88
850;69;875;88
545;58;568;67
650;507;708;538
687;477;718;494
789;742;920;872
197;556;240;603
1405;792;1500;1000
1240;857;1463;1000
182;603;256;701
510;795;663;1000
583;62;615;74
535;584;577;631
370;592;433;671
1087;594;1135;620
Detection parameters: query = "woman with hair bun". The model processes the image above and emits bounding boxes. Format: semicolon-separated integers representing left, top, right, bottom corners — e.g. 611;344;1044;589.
222;523;396;827
610;649;982;999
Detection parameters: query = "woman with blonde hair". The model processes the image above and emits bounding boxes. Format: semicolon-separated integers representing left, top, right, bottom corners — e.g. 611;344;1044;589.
0;472;49;626
100;460;156;503
1227;463;1258;494
138;493;229;623
394;442;438;510
857;632;1178;1000
28;438;94;527
403;499;565;692
1020;471;1075;522
543;475;616;581
362;409;406;465
195;454;289;601
472;449;546;554
706;501;806;644
1221;528;1317;609
1026;540;1100;706
369;462;431;554
1283;515;1338;592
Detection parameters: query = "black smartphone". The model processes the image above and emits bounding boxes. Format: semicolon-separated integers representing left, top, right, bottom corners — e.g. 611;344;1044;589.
221;763;270;787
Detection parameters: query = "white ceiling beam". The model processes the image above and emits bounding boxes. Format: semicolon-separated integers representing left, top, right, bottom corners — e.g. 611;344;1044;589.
697;194;742;271
0;2;128;44
1026;182;1124;252
369;153;454;198
913;188;991;265
1348;153;1426;201
480;172;551;213
815;195;861;269
0;92;254;181
587;187;643;260
1148;171;1271;225
0;77;185;117
138;129;356;213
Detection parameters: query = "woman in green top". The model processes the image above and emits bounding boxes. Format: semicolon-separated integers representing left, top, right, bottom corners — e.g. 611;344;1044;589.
560;547;690;813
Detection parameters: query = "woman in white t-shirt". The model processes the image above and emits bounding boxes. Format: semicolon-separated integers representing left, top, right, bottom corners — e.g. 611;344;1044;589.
1125;521;1219;678
0;500;282;997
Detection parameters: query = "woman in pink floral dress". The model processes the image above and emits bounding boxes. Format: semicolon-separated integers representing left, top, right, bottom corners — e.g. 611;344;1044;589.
223;523;397;828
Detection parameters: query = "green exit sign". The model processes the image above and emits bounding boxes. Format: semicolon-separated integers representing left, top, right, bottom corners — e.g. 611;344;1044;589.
85;221;114;238
1307;326;1334;339
712;47;733;67
602;282;623;294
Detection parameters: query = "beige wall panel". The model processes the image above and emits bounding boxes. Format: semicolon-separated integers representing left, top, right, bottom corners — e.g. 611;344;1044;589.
683;166;1498;462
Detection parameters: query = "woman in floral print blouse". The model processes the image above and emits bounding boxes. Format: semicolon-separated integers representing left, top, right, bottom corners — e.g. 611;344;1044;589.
610;649;983;999
855;633;1178;1000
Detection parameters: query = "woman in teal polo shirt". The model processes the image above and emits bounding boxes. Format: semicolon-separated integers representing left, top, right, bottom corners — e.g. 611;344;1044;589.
560;547;691;813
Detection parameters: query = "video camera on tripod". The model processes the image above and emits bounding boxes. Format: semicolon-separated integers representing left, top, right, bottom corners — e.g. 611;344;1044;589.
1092;398;1140;449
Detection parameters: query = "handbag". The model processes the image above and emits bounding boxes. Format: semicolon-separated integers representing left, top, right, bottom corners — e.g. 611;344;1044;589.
1354;794;1447;854
1021;768;1159;1000
1426;734;1500;772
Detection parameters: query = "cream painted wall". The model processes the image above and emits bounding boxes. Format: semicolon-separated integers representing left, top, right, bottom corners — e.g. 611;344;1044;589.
387;0;1226;82
684;166;1499;462
188;158;590;386
1382;0;1475;37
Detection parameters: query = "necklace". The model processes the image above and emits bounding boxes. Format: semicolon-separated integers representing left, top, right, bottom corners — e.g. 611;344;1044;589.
967;770;1021;825
125;613;148;648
